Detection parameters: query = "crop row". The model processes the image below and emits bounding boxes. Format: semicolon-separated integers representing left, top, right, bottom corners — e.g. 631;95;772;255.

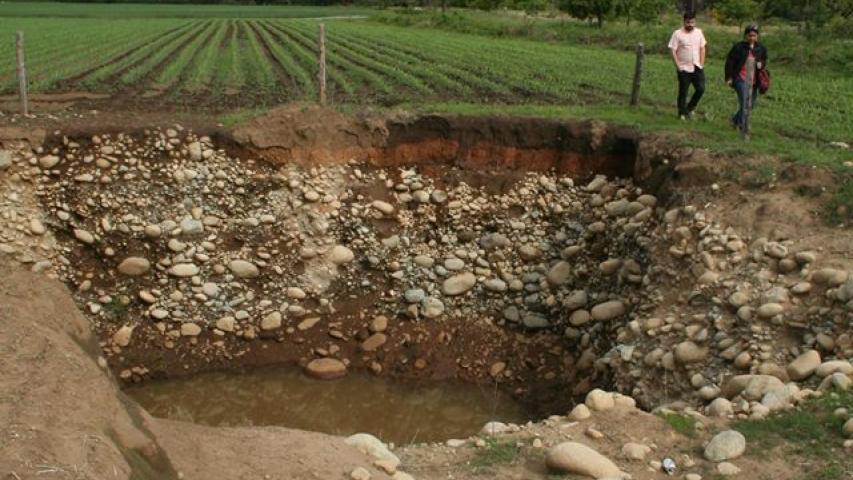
0;17;848;145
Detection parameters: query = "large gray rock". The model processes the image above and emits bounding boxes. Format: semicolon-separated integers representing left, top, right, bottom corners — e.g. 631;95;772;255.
786;350;821;381
585;389;614;412
117;257;150;276
590;300;625;321
188;141;202;161
345;433;400;467
39;155;60;169
704;430;746;462
722;375;785;400
73;229;95;244
675;341;709;364
327;245;355;265
260;312;282;331
707;398;734;417
442;272;477;296
168;263;199;277
112;325;134;347
229;260;260;279
0;150;12;170
421;297;445;318
361;333;387;352
546;261;572;286
180;217;204;235
522;313;549;330
305;358;347;380
563;290;588;310
815;360;853;377
761;385;798;411
546;442;625;478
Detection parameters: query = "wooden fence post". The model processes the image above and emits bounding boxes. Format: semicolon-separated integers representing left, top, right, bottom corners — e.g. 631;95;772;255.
742;56;756;140
16;31;29;116
318;23;326;106
630;43;644;107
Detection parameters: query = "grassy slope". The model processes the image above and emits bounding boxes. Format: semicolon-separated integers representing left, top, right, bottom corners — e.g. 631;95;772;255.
373;9;853;75
734;390;853;480
360;10;853;221
321;18;852;163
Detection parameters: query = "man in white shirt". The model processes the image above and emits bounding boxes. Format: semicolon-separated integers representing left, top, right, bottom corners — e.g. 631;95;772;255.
668;12;707;119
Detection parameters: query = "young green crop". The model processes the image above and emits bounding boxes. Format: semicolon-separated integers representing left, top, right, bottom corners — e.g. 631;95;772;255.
152;21;218;90
0;18;185;92
289;21;433;97
118;21;210;87
78;21;195;90
254;22;316;98
262;21;356;96
216;20;247;92
183;20;228;93
277;22;393;97
242;20;279;94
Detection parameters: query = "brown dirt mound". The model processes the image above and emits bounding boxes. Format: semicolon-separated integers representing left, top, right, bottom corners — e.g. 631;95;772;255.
0;260;394;480
232;102;390;165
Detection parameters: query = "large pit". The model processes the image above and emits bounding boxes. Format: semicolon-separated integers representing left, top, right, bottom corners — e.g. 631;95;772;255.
15;107;850;457
26;108;679;442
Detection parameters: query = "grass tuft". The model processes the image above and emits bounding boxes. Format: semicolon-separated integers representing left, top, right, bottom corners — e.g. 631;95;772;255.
659;412;698;438
825;177;853;225
470;438;520;468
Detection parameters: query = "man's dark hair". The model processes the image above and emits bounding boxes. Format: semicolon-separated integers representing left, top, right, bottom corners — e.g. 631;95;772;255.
683;12;696;20
744;24;760;35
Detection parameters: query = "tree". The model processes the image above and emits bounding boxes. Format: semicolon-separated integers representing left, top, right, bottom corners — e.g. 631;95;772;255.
714;0;759;25
761;0;850;31
615;0;671;24
558;0;616;28
516;0;551;16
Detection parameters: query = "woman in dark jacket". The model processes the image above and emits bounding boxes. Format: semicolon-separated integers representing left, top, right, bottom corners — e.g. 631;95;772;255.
725;25;768;131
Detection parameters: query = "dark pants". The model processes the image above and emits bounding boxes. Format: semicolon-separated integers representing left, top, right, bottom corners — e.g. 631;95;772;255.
732;79;759;131
677;68;705;116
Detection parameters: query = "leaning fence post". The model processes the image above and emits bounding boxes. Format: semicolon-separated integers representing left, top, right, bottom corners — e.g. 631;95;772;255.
630;43;644;107
318;23;326;106
16;31;29;116
742;56;756;140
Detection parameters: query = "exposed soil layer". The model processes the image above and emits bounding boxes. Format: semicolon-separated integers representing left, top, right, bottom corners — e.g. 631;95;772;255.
232;104;668;188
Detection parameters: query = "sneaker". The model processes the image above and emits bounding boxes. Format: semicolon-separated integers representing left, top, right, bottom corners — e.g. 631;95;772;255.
687;111;696;120
679;115;687;121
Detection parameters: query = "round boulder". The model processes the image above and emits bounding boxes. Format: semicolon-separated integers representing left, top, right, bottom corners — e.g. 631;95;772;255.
585;389;615;412
590;301;626;321
442;272;477;296
328;245;355;265
229;260;259;279
546;442;625;478
305;358;347;380
704;430;746;462
787;350;821;381
117;257;151;276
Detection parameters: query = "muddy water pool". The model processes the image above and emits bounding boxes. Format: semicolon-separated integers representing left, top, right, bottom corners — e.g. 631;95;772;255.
127;367;530;444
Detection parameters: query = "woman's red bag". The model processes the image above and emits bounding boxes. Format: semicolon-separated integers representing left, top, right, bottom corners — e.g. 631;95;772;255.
758;69;771;94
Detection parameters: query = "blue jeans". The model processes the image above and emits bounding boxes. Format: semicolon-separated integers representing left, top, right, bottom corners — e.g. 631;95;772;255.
732;79;759;131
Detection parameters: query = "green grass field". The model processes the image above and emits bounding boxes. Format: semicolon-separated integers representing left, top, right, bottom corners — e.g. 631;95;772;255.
0;3;850;213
